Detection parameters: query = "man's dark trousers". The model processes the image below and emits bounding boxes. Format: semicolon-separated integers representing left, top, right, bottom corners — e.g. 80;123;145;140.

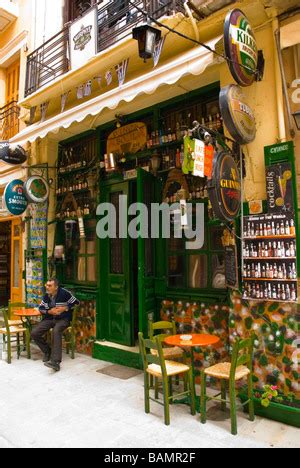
31;318;70;363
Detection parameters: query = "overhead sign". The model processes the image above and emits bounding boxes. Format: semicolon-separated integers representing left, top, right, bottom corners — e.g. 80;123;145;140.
224;9;258;87
69;7;97;71
0;142;27;165
219;85;256;145
4;179;28;216
107;122;147;155
24;176;50;204
208;151;241;222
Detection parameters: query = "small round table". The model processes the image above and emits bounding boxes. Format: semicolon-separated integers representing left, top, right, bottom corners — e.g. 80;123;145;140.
13;309;42;330
165;334;220;404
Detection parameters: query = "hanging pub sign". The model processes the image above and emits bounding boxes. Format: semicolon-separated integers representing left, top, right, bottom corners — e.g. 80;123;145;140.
4;179;28;216
69;6;97;71
24;176;50;204
219;85;256;145
208;151;241;222
107;122;147;156
224;9;258;87
0;142;27;165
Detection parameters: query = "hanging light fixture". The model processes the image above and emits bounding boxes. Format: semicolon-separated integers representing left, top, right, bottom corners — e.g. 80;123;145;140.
292;110;300;131
133;22;161;62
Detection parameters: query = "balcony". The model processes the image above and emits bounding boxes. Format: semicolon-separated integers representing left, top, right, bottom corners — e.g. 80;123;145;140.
0;1;19;33
25;0;186;97
0;101;20;140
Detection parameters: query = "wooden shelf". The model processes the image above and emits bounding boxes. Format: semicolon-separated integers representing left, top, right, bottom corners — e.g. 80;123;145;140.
57;188;91;198
243;277;297;282
244;235;296;240
242;297;297;303
244;257;296;261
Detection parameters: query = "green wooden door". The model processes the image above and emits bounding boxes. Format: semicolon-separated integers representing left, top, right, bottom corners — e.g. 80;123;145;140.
100;181;134;346
137;168;160;338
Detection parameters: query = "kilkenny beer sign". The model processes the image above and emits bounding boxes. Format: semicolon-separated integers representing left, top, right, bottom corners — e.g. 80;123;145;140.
224;9;258;87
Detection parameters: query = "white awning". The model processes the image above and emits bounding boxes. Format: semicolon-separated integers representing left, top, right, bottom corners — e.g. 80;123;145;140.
10;36;222;146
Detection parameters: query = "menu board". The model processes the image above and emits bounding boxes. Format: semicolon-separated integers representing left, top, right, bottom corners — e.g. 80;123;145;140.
242;212;297;303
26;252;45;307
225;245;239;289
28;202;48;249
26;201;48;307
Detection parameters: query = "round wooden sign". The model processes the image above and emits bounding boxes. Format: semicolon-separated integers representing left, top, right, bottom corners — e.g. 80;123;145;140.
219;85;256;145
208;151;241;222
224;9;258;87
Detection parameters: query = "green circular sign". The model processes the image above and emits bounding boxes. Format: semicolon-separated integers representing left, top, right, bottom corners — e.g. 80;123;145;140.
4;179;28;216
24;176;49;204
224;9;258;87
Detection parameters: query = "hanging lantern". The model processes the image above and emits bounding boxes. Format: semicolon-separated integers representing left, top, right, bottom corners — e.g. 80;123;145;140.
133;23;161;62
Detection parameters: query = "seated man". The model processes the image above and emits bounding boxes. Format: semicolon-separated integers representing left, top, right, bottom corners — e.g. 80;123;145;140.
31;278;80;372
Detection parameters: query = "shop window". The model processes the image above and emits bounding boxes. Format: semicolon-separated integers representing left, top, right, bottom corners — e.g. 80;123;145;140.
167;205;226;293
76;220;97;283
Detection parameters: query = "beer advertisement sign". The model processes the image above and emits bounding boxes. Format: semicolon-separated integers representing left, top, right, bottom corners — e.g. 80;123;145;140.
224;9;258;87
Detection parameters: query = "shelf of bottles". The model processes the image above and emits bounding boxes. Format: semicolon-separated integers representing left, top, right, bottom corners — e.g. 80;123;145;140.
56;136;98;221
242;213;298;303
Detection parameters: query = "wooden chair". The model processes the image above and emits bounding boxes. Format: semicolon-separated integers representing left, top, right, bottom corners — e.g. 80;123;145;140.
63;306;79;359
149;320;184;360
8;301;25;326
200;335;255;435
0;307;31;364
138;332;196;426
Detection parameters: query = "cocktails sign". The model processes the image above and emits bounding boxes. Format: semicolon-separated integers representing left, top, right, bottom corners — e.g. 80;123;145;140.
4;179;28;216
208;151;241;222
224;9;258;87
219;85;256;145
266;163;294;213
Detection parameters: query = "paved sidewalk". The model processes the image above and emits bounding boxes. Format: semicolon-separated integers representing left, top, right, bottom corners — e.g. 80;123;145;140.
0;348;299;449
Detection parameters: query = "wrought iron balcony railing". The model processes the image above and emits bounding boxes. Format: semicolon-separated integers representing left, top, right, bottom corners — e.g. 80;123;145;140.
25;0;186;97
0;101;20;140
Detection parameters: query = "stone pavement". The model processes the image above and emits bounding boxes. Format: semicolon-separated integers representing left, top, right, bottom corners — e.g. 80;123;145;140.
0;348;299;449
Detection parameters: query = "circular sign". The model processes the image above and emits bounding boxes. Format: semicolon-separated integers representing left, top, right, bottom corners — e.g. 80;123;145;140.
4;179;28;216
0;143;27;165
208;151;241;222
24;176;49;204
224;9;258;87
220;85;256;145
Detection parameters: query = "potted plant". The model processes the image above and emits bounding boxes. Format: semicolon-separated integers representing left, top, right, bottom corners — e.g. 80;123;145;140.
239;385;300;428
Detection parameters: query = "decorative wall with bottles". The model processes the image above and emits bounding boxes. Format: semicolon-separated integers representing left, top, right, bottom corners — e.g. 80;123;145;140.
242;213;298;303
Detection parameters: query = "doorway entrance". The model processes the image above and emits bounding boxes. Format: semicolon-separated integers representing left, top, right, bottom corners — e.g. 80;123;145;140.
0;218;23;307
99;169;160;346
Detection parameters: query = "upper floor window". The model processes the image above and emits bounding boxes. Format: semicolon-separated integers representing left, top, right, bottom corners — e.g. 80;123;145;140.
64;0;97;23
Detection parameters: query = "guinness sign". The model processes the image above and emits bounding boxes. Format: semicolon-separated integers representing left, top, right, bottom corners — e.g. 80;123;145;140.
208;151;241;222
224;9;258;87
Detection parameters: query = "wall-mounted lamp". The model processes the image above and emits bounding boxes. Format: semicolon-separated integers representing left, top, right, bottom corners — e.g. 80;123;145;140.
133;23;161;62
150;152;161;176
292;110;300;131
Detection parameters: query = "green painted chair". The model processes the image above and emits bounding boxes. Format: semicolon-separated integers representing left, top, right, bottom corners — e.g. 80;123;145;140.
200;335;255;435
0;307;31;364
63;306;79;359
138;331;196;426
149;320;186;389
8;301;25;326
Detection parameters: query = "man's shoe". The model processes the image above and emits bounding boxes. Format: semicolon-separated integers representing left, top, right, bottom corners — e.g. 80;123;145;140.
44;361;60;372
43;351;51;362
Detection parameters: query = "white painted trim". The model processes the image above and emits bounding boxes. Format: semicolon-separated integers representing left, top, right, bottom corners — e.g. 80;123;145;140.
0;30;28;66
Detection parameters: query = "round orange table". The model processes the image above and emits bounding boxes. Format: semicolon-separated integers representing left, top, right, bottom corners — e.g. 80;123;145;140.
165;334;220;400
13;309;42;329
